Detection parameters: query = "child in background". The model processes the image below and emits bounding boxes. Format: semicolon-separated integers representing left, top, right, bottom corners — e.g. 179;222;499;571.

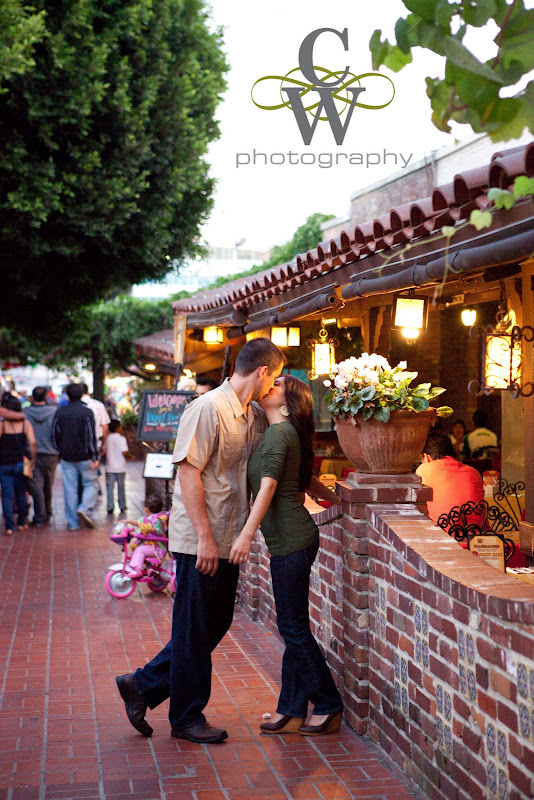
105;419;134;514
125;494;170;577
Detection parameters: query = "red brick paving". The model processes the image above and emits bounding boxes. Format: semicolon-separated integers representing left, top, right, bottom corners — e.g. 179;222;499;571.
0;464;421;800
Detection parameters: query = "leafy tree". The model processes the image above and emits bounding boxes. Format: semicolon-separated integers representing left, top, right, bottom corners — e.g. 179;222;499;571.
0;0;46;88
0;0;227;336
369;0;534;141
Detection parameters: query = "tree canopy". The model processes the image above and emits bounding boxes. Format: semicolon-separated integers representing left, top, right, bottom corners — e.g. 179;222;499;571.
370;0;534;141
0;0;227;335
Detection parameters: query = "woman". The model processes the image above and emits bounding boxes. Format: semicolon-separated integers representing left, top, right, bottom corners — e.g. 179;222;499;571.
229;375;343;736
0;393;37;535
449;419;467;458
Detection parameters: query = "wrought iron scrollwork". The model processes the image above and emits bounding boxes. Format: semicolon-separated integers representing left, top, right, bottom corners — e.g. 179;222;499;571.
437;500;516;563
493;479;525;529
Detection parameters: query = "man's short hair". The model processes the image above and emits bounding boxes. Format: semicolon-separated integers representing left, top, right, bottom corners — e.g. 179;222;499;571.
82;383;89;394
196;377;218;391
66;383;84;402
109;419;121;433
234;338;286;376
32;386;47;403
423;432;455;460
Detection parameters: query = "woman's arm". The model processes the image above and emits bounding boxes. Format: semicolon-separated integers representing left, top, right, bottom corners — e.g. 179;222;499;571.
228;477;278;564
306;475;342;504
24;420;37;461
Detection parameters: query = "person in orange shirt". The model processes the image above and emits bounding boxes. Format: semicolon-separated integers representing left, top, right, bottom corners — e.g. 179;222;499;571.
416;432;484;525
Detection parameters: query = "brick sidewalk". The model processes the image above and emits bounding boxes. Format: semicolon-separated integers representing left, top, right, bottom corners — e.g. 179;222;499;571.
0;464;419;800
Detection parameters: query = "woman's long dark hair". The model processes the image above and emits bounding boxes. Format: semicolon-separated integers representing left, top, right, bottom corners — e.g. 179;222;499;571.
1;392;22;412
283;375;315;492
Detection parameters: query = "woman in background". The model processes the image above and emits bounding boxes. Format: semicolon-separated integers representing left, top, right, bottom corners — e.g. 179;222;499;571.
0;393;36;535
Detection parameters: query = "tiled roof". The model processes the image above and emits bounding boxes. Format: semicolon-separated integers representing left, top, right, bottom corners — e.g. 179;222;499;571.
134;329;175;362
173;143;534;323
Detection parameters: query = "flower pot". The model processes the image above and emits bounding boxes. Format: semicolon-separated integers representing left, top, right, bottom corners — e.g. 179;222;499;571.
335;409;436;474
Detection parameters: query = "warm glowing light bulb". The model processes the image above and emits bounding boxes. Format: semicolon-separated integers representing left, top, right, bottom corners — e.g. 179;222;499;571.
461;308;477;327
401;328;420;341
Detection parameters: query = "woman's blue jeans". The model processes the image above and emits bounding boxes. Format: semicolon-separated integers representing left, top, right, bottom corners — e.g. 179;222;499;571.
270;543;343;718
0;462;27;531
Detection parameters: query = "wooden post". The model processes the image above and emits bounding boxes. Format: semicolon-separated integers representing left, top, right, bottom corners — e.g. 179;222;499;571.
173;313;187;388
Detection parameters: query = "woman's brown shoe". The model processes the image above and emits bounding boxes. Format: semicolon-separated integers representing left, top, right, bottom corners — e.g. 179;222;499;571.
260;715;305;734
299;711;342;736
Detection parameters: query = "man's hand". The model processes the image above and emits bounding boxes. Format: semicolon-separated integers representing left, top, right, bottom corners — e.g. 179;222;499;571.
196;534;219;576
229;533;252;565
90;460;99;470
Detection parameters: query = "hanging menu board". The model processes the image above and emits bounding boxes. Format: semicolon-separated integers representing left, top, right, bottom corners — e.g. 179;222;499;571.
136;391;195;443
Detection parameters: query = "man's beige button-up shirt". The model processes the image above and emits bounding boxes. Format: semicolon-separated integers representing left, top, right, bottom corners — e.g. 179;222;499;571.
168;379;267;558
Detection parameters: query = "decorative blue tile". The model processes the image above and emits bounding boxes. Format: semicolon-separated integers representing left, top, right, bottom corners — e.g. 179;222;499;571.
380;612;387;638
458;629;466;661
497;768;508;800
466;633;475;665
401;657;408;684
415;636;422;664
401;686;408;715
414;605;421;634
497;730;507;765
422;640;429;668
519;703;531;738
529;667;534;703
487;761;497;795
394;652;400;679
444;724;452;753
436;684;444;715
487;723;496;757
380;585;386;610
459;664;467;695
468;669;477;701
422;608;429;637
444;691;452;723
437;717;444;746
375;584;380;608
518;662;528;699
395;681;401;708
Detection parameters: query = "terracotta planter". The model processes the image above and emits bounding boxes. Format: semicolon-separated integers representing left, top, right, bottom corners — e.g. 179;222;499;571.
335;409;436;474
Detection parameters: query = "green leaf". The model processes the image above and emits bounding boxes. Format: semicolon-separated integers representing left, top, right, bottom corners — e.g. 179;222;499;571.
436;406;454;418
411;397;430;411
360;406;374;421
404;0;439;22
414;382;431;395
489;90;533;141
429;387;446;398
361;385;377;401
385;46;413;72
487;187;515;209
513;175;534;199
441;36;507;84
349;398;363;413
462;0;497;27
470;209;493;230
435;0;459;30
499;8;534;72
374;407;391;423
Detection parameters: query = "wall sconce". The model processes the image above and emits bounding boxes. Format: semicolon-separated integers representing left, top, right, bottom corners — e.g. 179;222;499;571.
270;327;301;347
144;363;157;371
203;326;224;344
307;322;338;380
461;308;477;327
468;298;534;398
392;291;428;332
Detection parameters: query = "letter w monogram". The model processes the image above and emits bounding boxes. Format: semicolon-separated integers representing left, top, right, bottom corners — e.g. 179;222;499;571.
282;86;365;145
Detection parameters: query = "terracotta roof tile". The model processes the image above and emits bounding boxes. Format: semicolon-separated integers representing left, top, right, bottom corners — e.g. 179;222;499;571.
173;142;534;317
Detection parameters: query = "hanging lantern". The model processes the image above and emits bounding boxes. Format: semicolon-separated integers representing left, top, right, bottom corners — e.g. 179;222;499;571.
307;323;337;380
203;326;224;344
270;327;301;347
392;291;428;332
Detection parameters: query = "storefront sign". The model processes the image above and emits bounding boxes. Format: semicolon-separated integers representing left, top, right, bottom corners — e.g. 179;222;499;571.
136;390;194;443
469;535;505;572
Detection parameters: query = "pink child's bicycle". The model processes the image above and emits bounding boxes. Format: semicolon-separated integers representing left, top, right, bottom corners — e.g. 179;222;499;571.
106;523;176;599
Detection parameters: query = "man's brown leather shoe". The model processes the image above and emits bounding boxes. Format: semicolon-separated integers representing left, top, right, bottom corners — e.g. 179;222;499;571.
116;673;153;737
171;720;228;743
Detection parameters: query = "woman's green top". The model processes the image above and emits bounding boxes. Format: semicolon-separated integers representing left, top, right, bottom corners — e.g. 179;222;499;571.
247;421;318;557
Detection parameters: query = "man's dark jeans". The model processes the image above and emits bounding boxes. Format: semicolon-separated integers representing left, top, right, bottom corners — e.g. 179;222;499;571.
29;454;59;524
270;544;343;718
133;554;239;730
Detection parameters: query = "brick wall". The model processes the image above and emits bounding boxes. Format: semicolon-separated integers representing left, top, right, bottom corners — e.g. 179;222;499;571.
239;472;534;799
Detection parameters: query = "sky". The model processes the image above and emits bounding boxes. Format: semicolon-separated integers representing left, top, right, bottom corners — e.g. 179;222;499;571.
199;0;501;254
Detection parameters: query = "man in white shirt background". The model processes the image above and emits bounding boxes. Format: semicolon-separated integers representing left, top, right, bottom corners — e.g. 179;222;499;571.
81;383;110;456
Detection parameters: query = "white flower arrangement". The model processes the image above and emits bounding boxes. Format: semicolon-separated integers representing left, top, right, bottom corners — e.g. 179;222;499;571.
326;353;453;423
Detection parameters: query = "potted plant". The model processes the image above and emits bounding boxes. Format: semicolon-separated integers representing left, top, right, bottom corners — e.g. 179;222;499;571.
325;354;453;474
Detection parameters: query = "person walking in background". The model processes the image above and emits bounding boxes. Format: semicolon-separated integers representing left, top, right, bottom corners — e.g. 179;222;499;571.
24;387;59;526
105;419;134;514
0;393;37;536
82;383;110;458
52;383;99;530
229;375;343;736
194;377;218;396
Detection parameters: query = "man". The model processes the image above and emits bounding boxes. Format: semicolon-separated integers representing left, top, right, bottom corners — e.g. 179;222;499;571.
52;383;100;530
467;409;498;458
416;432;484;525
81;383;110;457
194;376;218;396
116;338;285;743
24;387;59;526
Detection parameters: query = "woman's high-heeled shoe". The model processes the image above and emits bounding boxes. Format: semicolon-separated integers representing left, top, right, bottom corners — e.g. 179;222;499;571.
298;711;342;736
260;714;305;734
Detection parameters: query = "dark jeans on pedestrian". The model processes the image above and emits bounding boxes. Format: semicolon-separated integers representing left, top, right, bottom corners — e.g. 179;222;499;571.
29;454;59;524
0;462;27;531
105;471;126;511
133;553;239;730
270;543;343;718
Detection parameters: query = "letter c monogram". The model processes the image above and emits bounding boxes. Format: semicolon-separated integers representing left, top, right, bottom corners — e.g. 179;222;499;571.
298;27;349;88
